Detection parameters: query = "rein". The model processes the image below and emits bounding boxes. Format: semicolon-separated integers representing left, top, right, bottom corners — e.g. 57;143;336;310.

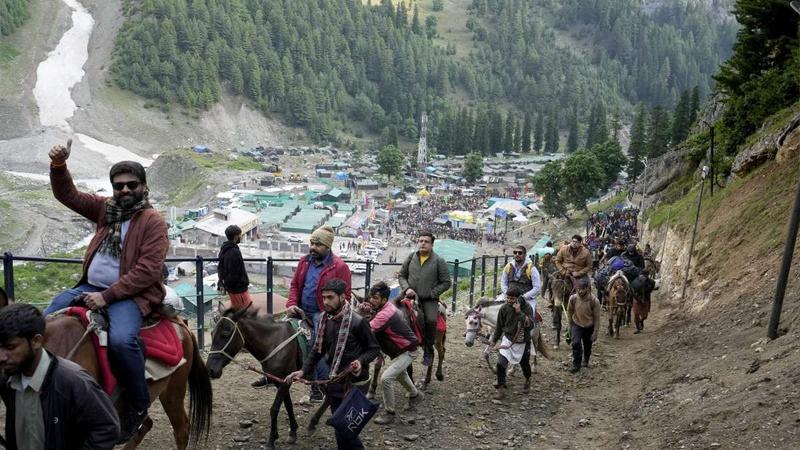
209;316;350;386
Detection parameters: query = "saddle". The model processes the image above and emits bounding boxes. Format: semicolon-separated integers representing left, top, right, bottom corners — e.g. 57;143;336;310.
64;307;185;395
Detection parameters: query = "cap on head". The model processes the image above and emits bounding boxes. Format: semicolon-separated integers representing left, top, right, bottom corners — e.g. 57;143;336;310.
310;226;335;248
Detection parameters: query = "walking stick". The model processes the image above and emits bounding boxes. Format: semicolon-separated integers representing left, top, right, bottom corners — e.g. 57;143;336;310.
562;303;572;345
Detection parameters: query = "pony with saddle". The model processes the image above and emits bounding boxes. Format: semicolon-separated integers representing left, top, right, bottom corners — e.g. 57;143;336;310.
0;287;212;450
206;304;310;449
605;271;630;338
464;297;550;374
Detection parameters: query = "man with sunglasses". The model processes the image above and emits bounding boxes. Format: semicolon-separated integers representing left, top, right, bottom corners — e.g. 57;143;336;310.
500;245;541;314
44;139;169;444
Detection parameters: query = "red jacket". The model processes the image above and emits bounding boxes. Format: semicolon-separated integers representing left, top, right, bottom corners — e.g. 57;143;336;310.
286;253;351;311
51;165;169;316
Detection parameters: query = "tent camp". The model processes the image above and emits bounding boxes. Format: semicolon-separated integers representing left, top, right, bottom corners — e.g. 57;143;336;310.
434;239;476;277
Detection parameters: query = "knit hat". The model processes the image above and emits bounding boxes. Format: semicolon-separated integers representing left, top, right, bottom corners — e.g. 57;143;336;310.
310;226;335;249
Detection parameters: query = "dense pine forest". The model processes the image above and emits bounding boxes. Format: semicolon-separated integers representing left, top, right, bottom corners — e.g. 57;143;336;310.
0;0;29;36
108;0;738;148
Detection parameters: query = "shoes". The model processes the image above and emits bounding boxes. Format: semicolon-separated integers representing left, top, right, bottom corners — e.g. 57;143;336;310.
582;361;590;368
422;353;433;367
569;366;580;374
310;385;325;403
118;408;148;444
251;377;268;389
408;390;425;409
374;412;396;425
522;378;530;394
633;329;641;334
494;386;506;400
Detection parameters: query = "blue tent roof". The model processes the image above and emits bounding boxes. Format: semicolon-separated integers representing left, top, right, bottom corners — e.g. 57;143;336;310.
192;145;210;153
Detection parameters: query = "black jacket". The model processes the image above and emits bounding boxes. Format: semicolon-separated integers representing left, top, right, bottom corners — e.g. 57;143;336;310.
218;241;249;293
0;352;120;450
492;301;535;344
303;311;380;383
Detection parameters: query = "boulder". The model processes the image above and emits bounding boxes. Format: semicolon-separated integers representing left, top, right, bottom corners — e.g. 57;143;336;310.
776;114;800;164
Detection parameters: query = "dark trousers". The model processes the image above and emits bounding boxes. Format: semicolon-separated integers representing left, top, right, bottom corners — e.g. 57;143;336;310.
495;341;531;387
46;283;149;411
571;324;594;368
419;299;439;357
326;383;368;450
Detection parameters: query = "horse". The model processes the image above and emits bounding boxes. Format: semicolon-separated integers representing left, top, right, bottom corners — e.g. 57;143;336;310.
644;256;660;279
606;272;630;338
464;297;550;374
630;274;657;334
353;293;447;396
549;275;577;348
0;287;213;450
206;305;303;449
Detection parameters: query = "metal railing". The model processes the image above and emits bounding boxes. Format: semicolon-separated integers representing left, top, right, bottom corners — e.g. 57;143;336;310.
2;251;540;348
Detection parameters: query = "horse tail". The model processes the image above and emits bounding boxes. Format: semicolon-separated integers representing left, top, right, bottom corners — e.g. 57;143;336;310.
187;329;213;447
534;328;551;359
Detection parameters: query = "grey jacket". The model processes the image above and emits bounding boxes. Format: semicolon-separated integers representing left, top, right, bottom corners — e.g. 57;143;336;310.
399;251;452;301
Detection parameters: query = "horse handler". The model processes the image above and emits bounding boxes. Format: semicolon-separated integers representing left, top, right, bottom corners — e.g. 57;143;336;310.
285;279;380;449
491;287;534;400
566;278;601;373
366;282;425;425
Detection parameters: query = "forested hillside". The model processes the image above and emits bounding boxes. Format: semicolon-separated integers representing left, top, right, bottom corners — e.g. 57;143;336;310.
0;0;29;36
110;0;736;149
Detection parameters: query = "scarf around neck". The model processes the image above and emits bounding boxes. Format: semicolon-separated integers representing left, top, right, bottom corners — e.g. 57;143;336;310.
314;301;353;378
99;194;150;258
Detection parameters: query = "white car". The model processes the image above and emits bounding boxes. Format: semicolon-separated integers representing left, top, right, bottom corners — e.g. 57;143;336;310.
370;239;388;250
288;235;302;243
349;263;367;274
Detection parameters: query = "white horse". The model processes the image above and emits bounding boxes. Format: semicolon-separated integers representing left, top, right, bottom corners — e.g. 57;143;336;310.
464;297;549;373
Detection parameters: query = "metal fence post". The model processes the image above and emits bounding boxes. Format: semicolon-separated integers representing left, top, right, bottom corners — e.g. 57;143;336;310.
195;256;205;348
480;255;486;297
3;252;14;301
768;176;800;339
365;260;372;298
681;170;707;300
493;256;499;296
469;259;476;307
267;257;274;315
451;260;460;312
503;255;509;268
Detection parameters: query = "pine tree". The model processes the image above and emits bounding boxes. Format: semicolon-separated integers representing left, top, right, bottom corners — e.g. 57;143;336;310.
521;113;532;153
627;104;647;181
688;85;700;129
544;109;559;154
504;112;515;152
412;4;421;35
567;109;579;153
670;90;690;146
646;105;670;158
512;119;522;152
533;113;544;153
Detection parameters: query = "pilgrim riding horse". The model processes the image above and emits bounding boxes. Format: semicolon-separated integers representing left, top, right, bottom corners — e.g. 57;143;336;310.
0;287;212;450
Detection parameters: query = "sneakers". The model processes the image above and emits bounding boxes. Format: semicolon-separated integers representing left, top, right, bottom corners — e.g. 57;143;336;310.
408;390;425;408
569;366;580;374
118;408;148;444
522;378;531;394
422;353;433;367
310;385;325;403
251;377;268;389
374;412;396;425
582;360;590;368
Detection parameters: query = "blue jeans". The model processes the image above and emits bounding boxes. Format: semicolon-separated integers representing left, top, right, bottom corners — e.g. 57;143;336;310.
46;283;149;411
306;311;330;381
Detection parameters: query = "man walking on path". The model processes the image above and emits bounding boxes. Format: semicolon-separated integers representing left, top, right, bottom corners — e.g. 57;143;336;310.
566;278;601;373
491;287;535;400
399;231;451;367
217;225;251;310
367;282;424;425
285;279;380;450
44;139;168;442
284;226;351;398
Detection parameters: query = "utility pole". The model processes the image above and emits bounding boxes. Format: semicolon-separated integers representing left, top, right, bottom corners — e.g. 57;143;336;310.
700;119;715;196
767;0;800;339
681;166;708;300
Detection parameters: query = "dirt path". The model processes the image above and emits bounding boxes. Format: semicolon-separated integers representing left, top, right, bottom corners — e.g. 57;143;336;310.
137;300;667;449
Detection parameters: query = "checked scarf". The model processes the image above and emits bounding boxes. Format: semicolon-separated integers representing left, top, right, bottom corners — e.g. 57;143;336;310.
99;194;151;258
314;301;353;378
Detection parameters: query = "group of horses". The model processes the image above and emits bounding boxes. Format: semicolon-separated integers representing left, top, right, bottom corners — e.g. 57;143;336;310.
601;255;660;337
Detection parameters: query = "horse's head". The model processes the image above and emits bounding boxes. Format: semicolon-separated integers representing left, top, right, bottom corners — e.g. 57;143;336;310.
464;307;483;347
207;304;253;379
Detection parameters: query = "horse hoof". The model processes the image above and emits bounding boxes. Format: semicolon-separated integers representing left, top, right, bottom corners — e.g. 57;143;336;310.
436;372;444;382
287;433;297;444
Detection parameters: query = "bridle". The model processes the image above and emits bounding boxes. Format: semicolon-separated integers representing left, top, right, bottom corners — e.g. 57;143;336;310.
208;315;304;365
208;316;245;362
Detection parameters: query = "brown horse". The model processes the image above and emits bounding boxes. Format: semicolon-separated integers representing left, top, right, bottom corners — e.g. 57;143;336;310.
606;275;629;338
206;306;302;450
0;287;212;449
644;256;660;279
